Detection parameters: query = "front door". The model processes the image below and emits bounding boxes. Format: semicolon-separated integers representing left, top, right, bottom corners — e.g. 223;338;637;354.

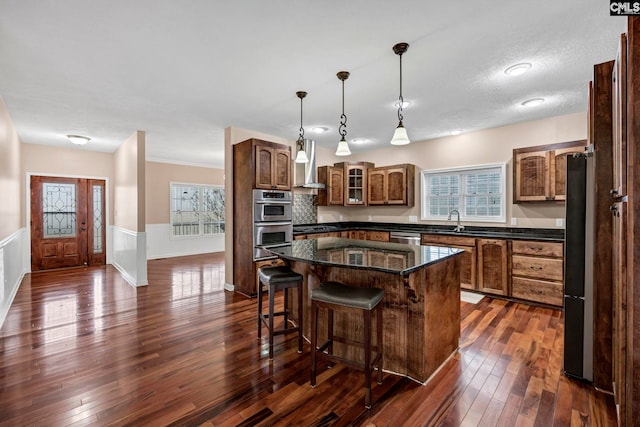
30;176;106;271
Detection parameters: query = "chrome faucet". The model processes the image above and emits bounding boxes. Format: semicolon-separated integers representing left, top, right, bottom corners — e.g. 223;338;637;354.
447;209;464;232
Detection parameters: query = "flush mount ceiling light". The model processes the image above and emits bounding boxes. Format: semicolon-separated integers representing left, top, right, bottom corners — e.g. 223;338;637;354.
450;130;462;136
335;71;351;156
504;62;532;76
390;42;410;145
521;97;545;107
351;138;367;144
393;99;411;109
311;126;328;134
67;134;91;145
294;91;309;164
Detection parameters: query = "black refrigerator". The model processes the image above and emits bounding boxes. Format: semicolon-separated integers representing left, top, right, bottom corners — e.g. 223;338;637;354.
563;152;594;382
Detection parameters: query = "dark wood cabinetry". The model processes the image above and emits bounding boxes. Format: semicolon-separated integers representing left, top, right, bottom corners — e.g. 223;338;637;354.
421;234;476;290
612;33;628;198
477;239;508;295
510;240;564;306
317;166;344;205
367;164;415;206
254;144;291;190
317;162;373;206
233;138;292;296
513;140;587;203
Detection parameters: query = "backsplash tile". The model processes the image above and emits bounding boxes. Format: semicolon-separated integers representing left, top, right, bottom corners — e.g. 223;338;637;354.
293;193;317;224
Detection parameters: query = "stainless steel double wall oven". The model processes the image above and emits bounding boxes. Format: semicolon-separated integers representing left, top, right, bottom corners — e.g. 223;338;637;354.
252;189;293;260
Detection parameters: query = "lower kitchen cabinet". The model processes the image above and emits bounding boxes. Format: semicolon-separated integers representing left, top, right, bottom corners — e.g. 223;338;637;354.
477;239;509;296
510;240;564;306
421;234;477;290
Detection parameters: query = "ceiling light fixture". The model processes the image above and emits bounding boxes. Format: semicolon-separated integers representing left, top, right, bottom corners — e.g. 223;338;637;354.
521;97;545;107
67;134;91;145
450;130;462;136
335;71;351;156
391;42;410;145
311;126;328;134
294;91;309;164
351;138;367;144
505;62;532;76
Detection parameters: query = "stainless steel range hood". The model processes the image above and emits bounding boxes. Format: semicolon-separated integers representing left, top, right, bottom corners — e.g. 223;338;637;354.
295;138;325;188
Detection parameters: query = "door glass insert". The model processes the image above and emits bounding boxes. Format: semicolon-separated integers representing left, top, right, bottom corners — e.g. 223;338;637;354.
43;182;77;238
93;185;103;253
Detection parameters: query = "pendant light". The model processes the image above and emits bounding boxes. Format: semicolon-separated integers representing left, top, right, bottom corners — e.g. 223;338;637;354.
390;42;410;145
335;71;351;156
294;91;309;163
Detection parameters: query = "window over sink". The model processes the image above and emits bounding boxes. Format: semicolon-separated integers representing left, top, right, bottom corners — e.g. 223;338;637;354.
420;163;506;223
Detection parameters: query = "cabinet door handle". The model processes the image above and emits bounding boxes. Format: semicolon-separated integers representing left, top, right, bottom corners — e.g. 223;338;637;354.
610;189;619;196
529;266;543;270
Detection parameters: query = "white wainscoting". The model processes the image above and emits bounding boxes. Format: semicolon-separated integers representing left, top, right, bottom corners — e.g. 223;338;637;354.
111;226;148;287
145;223;225;260
0;228;28;328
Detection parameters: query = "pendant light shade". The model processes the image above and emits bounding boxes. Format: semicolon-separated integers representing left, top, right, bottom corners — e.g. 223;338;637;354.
390;122;410;145
295;91;309;163
335;137;351;156
390;42;410;145
335;71;351;156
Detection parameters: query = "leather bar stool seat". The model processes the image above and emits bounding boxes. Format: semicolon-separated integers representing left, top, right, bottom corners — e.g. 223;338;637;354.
310;281;384;409
257;266;304;360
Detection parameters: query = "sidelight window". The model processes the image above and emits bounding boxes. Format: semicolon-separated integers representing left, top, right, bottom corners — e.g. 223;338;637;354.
171;183;225;236
421;163;506;223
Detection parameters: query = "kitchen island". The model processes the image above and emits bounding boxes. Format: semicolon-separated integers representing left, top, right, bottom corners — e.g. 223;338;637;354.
268;237;462;383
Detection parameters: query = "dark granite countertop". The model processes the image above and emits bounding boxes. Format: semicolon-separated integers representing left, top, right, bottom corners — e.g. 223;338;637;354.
293;221;564;242
267;237;461;275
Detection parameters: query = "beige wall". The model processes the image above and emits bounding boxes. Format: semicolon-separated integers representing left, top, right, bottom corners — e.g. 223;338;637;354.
114;130;145;232
21;142;116;227
0;97;22;240
317;112;587;229
145;161;224;224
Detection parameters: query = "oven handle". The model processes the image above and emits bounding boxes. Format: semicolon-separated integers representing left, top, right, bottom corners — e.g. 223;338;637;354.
254;221;293;227
254;200;292;205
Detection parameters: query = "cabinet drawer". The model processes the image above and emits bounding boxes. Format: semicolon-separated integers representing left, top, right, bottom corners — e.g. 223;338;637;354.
421;234;476;247
512;277;563;306
512;240;563;257
367;231;390;242
512;255;563;281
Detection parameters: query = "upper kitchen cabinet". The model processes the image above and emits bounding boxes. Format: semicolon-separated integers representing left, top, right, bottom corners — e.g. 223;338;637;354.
248;140;291;190
513;140;587;203
317;165;344;206
367;164;415;206
612;32;628;198
336;161;374;206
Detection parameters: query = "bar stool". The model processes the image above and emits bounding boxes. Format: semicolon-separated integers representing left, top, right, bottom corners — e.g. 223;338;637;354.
257;265;304;360
310;281;384;409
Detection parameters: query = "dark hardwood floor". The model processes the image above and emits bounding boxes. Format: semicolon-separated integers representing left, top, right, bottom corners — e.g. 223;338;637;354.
0;253;617;426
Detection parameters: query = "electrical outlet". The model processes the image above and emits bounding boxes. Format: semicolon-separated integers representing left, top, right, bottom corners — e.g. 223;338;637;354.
368;215;373;221
339;215;344;221
409;215;417;223
318;215;323;222
556;218;564;227
511;217;517;226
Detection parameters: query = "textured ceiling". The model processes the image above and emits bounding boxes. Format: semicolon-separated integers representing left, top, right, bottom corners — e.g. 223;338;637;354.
0;1;628;168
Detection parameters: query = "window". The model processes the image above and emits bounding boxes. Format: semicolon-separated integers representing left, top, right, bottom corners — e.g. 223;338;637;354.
171;183;225;236
421;163;506;223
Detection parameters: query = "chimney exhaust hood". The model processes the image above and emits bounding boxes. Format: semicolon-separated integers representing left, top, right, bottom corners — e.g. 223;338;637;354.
295;139;325;188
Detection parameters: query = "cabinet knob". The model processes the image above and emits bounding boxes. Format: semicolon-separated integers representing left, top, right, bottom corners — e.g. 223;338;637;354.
610;189;619;196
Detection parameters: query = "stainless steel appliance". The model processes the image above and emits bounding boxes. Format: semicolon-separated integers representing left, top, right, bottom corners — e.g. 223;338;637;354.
253;189;293;260
563;151;594;382
253;189;292;222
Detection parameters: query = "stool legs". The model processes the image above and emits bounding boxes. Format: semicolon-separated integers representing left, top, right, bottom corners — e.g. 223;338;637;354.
310;302;383;408
268;285;275;359
376;305;383;385
257;276;303;361
310;304;318;387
